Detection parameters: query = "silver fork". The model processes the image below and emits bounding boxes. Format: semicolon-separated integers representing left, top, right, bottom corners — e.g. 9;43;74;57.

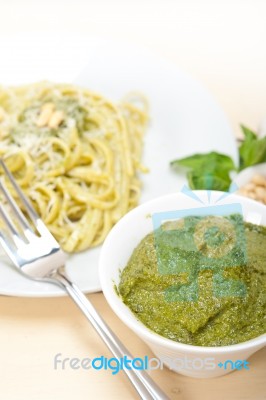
0;159;169;400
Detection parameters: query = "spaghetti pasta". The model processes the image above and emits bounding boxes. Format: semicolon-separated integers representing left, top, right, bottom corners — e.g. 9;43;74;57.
0;82;148;252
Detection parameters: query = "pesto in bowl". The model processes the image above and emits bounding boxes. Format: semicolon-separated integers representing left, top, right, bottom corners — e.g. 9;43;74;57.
118;215;266;346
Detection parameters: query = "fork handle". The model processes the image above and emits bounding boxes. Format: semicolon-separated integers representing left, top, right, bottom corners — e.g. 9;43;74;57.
51;268;169;400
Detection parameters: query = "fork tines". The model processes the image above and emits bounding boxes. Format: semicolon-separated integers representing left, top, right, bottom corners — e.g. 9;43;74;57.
0;159;42;244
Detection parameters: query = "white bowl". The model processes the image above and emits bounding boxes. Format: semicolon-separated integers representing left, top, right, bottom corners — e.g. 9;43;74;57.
99;191;266;378
233;162;266;188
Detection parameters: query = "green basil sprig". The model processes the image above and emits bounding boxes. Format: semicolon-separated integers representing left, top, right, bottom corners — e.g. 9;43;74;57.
170;125;266;191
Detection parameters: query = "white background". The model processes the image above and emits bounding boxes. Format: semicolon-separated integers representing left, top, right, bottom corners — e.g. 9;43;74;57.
0;0;266;137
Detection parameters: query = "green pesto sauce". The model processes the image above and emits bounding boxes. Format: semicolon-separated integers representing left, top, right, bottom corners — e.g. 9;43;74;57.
118;215;266;346
12;97;88;141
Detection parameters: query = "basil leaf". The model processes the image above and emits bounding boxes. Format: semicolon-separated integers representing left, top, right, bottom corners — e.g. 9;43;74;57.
239;125;266;170
240;125;257;140
170;125;266;191
171;151;235;172
187;170;232;191
171;152;236;191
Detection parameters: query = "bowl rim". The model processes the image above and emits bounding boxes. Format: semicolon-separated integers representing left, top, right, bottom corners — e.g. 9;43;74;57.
232;162;266;188
99;190;266;354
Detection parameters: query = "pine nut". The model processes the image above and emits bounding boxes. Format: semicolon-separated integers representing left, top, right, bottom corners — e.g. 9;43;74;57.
36;103;55;127
251;174;266;187
255;186;266;201
48;110;64;129
244;182;256;191
247;192;256;200
239;173;266;204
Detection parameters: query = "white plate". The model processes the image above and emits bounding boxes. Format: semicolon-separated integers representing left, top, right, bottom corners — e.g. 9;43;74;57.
0;33;237;296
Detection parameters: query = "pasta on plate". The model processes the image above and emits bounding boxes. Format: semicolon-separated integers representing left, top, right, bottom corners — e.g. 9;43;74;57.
0;82;148;252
